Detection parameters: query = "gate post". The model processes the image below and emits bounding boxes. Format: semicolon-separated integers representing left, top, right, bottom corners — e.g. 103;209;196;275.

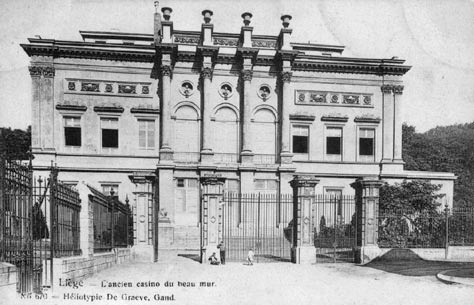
350;177;384;264
200;174;226;263
290;175;319;264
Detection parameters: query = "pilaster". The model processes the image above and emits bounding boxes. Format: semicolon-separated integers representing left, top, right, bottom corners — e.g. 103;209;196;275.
393;85;404;163
351;177;384;264
381;84;394;163
29;65;55;151
200;174;226;263
289;175;320;264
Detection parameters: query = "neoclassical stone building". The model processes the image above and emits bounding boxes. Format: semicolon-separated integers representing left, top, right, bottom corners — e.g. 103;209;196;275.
21;6;455;261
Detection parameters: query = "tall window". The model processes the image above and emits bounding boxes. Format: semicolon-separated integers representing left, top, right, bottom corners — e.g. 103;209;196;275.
292;125;309;154
326;127;342;160
64;117;81;146
359;128;375;162
138;119;155;149
101;118;119;148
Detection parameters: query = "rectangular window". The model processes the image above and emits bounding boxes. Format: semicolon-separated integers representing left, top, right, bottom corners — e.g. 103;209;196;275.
359;129;375;160
326;127;342;155
292;125;309;154
102;184;119;197
138;119;155;149
64;117;81;146
101;118;119;148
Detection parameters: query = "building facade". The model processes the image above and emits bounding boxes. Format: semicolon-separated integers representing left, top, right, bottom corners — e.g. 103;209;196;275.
21;7;455;261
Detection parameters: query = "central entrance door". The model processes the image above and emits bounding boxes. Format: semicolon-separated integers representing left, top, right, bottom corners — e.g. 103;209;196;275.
221;193;293;263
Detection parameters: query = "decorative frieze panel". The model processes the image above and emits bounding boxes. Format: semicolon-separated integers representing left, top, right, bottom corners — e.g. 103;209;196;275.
252;40;277;49
295;90;373;107
214;38;238;46
81;82;100;92
118;84;136;94
65;79;152;98
174;35;200;45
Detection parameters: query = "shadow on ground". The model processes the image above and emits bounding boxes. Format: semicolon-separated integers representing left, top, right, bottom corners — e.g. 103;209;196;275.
177;253;201;263
365;249;474;277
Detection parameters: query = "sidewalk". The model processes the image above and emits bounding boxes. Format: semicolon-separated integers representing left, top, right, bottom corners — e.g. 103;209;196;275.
5;256;474;305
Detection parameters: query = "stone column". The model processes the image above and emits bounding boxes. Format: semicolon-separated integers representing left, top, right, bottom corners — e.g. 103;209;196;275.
241;69;254;163
200;67;215;164
200;174;226;263
381;84;394;162
289;175;320;264
393;85;404;162
160;64;173;161
351;177;384;264
280;71;293;164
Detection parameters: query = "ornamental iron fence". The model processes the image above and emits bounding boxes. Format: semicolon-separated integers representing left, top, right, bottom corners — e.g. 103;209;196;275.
1;154;82;293
88;185;132;252
378;203;474;249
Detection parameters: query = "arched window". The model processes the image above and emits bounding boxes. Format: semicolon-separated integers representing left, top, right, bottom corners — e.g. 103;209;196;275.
213;107;239;163
174;105;199;161
253;108;277;164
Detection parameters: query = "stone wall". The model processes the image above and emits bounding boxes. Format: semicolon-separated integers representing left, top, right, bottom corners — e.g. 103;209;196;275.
52;248;131;287
0;262;17;298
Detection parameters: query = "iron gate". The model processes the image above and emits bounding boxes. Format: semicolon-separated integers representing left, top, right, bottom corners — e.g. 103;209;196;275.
222;193;293;262
313;195;357;263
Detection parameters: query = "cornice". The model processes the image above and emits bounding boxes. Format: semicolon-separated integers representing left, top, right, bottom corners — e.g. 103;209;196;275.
93;106;125;113
321;115;349;122
294;56;411;76
354;116;381;124
56;104;87;112
130;108;160;114
289;114;315;121
22;37;155;62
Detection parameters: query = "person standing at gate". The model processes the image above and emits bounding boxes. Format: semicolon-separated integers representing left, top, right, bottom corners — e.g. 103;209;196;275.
217;241;226;265
247;248;254;266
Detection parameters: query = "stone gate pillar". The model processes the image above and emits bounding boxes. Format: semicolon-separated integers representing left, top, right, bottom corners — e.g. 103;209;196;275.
351;177;384;264
200;174;226;263
290;175;319;264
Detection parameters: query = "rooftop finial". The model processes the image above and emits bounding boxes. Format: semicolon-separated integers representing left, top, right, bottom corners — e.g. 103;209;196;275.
154;1;159;13
281;14;292;28
202;9;213;24
241;12;253;26
161;7;172;21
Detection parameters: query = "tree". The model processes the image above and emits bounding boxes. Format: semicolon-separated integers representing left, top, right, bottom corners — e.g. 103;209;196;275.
0;126;31;160
378;180;445;247
402;122;474;208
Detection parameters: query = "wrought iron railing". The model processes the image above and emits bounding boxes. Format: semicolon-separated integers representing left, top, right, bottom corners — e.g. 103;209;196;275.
49;169;82;257
89;186;132;252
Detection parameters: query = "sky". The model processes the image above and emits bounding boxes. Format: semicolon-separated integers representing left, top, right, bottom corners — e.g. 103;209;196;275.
0;0;473;132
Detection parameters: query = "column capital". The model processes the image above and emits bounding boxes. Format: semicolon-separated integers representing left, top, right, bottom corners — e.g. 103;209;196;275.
28;65;55;78
201;67;213;80
241;69;253;82
289;175;320;189
393;85;404;95
161;64;172;77
280;71;293;83
380;84;393;94
350;176;384;191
